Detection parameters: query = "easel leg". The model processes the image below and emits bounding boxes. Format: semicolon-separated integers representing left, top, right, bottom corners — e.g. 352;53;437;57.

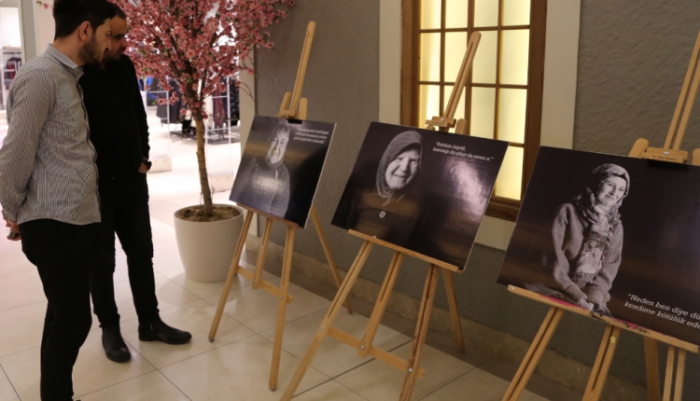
280;241;374;401
673;349;686;401
442;269;465;352
582;325;622;401
269;226;295;391
502;307;564;401
209;212;254;341
358;251;404;358
311;206;353;314
398;264;441;401
662;346;687;401
253;218;274;290
645;338;662;401
663;346;676;401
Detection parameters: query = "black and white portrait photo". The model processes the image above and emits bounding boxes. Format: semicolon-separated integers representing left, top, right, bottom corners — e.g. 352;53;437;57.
333;122;508;270
498;147;700;345
524;163;630;315
229;116;335;227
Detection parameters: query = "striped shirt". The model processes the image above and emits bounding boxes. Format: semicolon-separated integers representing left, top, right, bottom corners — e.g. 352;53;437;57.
0;45;100;225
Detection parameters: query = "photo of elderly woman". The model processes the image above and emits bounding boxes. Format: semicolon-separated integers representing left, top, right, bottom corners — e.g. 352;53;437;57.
230;120;291;217
229;116;335;227
333;122;508;269
498;147;700;344
525;163;630;316
333;130;424;246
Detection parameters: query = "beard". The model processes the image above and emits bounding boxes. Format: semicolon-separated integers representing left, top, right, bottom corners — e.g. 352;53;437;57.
103;46;126;63
79;36;103;66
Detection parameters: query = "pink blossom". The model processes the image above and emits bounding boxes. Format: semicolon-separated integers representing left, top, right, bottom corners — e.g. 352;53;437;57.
158;98;166;105
110;0;294;212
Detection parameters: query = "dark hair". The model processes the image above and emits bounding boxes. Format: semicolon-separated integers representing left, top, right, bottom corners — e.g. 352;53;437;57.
53;0;114;40
106;2;126;20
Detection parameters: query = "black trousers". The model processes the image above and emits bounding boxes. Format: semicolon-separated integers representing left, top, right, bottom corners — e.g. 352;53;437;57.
21;219;97;401
90;174;159;328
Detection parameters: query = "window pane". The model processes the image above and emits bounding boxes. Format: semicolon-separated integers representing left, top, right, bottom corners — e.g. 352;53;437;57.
445;0;468;29
443;84;466;125
421;0;442;29
495;146;523;200
470;87;495;139
501;29;530;85
498;88;527;144
420;85;441;127
474;0;499;27
472;30;497;84
503;0;531;26
445;32;468;83
420;33;441;82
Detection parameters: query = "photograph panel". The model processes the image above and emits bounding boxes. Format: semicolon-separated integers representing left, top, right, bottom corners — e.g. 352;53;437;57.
499;147;700;344
333;122;508;269
229;115;336;227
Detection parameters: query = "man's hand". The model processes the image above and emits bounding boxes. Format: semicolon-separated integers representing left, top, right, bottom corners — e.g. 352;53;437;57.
4;217;20;241
138;163;149;174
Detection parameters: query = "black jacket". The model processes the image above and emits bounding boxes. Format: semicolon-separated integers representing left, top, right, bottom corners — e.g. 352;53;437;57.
80;55;149;180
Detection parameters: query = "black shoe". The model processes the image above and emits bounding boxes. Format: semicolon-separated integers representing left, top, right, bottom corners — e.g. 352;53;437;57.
138;320;192;345
101;325;131;363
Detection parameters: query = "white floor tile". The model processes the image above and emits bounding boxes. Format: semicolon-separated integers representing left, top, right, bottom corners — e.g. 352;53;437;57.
0;271;45;313
160;334;329;401
121;300;255;369
335;342;473;401
1;329;155;401
419;367;551;401
0;249;34;279
0;302;46;359
295;380;367;401
0;366;19;401
260;309;411;378
203;279;331;333
0;238;21;254
79;371;189;401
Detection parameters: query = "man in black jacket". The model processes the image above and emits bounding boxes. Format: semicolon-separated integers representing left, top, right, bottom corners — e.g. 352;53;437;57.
80;2;191;363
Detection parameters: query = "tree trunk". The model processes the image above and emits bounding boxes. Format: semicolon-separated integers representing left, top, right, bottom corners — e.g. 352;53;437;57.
193;113;214;218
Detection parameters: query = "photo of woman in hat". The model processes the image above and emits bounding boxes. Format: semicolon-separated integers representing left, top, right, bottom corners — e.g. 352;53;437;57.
526;163;630;316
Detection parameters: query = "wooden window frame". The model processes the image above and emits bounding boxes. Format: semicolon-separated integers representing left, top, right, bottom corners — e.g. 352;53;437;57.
401;0;547;221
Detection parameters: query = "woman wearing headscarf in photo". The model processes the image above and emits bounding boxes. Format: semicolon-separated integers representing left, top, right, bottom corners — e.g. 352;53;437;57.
526;164;630;316
334;131;424;247
230;121;291;218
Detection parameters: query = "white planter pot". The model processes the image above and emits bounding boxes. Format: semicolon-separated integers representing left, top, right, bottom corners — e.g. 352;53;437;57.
174;204;244;283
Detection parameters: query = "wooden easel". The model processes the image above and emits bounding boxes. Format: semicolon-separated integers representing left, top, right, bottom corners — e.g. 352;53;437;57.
280;32;482;401
502;29;700;401
208;21;353;392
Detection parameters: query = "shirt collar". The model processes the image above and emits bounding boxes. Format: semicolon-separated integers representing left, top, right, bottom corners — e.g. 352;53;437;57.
46;44;83;79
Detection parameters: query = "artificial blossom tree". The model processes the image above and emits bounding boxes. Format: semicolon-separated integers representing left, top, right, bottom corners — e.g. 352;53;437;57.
112;0;294;219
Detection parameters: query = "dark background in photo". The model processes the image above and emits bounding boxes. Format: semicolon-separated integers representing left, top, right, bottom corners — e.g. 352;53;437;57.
498;147;700;344
332;122;507;270
229;116;335;227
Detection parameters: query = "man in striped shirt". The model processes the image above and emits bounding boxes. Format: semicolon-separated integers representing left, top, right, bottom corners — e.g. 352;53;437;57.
0;0;113;399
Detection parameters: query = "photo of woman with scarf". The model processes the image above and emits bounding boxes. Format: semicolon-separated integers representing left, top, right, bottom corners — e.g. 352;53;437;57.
230;120;292;218
229;116;336;227
333;130;425;247
525;163;630;316
333;122;508;269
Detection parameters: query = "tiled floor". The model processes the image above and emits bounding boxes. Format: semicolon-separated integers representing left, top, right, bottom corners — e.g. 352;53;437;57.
0;112;583;400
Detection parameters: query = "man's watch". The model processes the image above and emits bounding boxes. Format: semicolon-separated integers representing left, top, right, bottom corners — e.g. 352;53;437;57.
143;158;152;170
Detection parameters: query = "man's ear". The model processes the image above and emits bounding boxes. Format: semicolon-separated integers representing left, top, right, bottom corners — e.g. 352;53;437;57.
77;21;93;43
